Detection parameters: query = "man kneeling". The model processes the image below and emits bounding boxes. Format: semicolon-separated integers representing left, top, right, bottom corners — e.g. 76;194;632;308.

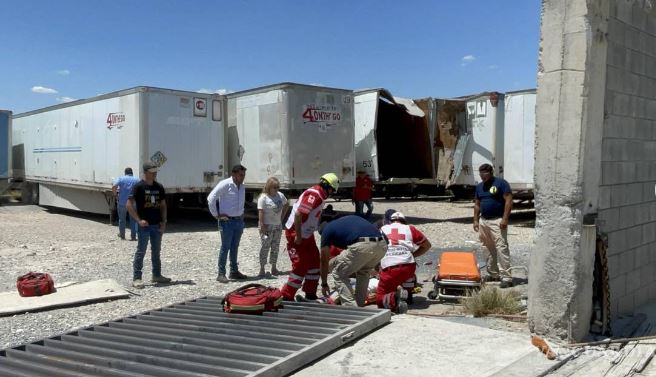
319;215;387;307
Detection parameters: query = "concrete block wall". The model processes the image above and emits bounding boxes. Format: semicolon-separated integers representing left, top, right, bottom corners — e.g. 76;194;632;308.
599;0;656;318
530;0;656;340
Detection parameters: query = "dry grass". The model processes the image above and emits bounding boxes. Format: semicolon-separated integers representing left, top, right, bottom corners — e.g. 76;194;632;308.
462;285;523;317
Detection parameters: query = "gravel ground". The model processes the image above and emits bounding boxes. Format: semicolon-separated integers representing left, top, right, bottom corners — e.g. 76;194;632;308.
0;197;535;350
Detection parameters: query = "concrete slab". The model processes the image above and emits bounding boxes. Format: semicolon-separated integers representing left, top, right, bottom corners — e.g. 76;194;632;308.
291;314;555;377
0;279;129;316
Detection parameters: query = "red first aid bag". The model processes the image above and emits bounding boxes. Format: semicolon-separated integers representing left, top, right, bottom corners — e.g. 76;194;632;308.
222;284;283;314
16;272;55;297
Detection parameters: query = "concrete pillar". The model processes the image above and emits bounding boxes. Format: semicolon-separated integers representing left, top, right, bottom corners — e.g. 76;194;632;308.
529;0;609;341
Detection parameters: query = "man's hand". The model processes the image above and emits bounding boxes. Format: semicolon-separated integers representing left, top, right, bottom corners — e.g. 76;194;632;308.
321;284;330;297
500;219;509;230
139;219;149;228
473;221;479;232
159;222;166;233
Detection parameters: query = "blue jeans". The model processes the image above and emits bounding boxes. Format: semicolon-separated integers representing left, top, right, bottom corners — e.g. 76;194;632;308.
117;205;137;239
218;218;244;275
133;224;162;280
355;200;374;219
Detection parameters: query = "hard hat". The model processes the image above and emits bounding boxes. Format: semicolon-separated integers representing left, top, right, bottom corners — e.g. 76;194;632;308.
390;212;406;221
320;173;340;191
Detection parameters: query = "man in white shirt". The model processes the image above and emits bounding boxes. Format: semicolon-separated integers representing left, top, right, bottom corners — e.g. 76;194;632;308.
207;164;248;283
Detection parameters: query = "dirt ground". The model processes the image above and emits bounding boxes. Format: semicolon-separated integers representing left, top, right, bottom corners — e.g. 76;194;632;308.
0;195;535;349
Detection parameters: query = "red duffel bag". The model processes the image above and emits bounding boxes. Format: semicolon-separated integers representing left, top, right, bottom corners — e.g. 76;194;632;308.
16;272;55;297
222;283;283;314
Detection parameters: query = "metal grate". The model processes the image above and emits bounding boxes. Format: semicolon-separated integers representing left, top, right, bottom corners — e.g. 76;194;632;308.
0;296;391;377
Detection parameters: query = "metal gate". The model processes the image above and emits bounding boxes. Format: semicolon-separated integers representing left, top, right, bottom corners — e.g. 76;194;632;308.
0;296;391;377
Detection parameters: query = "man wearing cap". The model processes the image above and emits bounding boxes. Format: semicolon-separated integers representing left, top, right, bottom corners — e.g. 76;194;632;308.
378;211;431;313
127;161;171;289
353;170;373;219
281;173;339;301
473;163;513;288
208;164;248;283
319;215;388;307
112;167;140;241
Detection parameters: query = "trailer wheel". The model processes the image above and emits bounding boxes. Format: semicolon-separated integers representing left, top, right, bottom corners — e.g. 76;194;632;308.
427;290;438;300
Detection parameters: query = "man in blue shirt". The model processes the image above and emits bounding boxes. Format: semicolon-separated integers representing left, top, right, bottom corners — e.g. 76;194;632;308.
319;215;387;307
112;167;140;241
473;164;513;288
207;164;248;283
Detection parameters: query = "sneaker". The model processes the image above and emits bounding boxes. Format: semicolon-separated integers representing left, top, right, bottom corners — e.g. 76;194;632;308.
151;275;172;284
130;237;137;241
395;286;408;302
396;301;408;314
499;279;514;289
118;234;125;240
132;279;144;289
295;294;308;302
229;271;248;280
305;293;318;300
257;269;266;279
216;274;229;283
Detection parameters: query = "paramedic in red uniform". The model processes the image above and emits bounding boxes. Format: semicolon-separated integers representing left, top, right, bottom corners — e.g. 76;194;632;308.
378;212;431;313
353;170;373;219
281;173;340;301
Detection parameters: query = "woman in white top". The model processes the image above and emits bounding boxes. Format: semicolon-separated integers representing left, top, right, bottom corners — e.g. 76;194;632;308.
257;177;288;277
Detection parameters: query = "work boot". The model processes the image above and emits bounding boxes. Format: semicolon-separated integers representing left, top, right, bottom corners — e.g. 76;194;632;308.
395;286;408;302
257;266;266;279
305;293;318;300
499;279;514;289
396;301;408;314
216;274;229;283
132;279;144;289
118;234;125;240
271;265;281;276
151;275;172;284
483;275;501;283
229;271;248;280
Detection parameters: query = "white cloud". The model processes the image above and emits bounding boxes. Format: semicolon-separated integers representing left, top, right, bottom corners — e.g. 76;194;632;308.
56;69;70;76
197;88;231;95
57;96;76;103
461;55;476;66
32;86;58;94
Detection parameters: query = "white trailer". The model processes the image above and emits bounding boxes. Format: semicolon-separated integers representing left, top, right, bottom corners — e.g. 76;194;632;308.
226;83;355;192
502;89;536;192
12;87;226;214
354;89;432;187
449;92;505;190
0;110;11;193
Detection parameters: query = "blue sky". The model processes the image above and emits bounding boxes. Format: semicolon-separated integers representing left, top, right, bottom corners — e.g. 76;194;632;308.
0;1;541;113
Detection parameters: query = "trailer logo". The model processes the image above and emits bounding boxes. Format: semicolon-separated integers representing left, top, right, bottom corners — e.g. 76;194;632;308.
302;105;341;130
193;97;207;117
106;112;126;129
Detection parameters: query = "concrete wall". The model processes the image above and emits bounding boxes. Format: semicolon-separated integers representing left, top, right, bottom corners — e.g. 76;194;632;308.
530;0;656;341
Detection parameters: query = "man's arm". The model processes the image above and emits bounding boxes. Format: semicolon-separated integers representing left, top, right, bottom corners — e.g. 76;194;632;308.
207;182;222;219
127;198;146;227
473;198;481;232
413;239;432;258
320;246;331;296
294;211;303;244
112;183;118;196
500;192;513;229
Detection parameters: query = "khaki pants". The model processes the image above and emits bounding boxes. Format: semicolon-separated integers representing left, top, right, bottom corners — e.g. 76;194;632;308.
329;240;387;307
478;217;511;281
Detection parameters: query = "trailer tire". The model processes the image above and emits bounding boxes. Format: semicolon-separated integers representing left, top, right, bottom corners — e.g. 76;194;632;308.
427;290;438;300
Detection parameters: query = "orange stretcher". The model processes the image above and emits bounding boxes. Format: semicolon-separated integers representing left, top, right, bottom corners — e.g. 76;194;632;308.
428;251;481;301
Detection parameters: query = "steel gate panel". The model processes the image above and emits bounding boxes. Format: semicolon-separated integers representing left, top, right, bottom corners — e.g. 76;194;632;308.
0;296;391;377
